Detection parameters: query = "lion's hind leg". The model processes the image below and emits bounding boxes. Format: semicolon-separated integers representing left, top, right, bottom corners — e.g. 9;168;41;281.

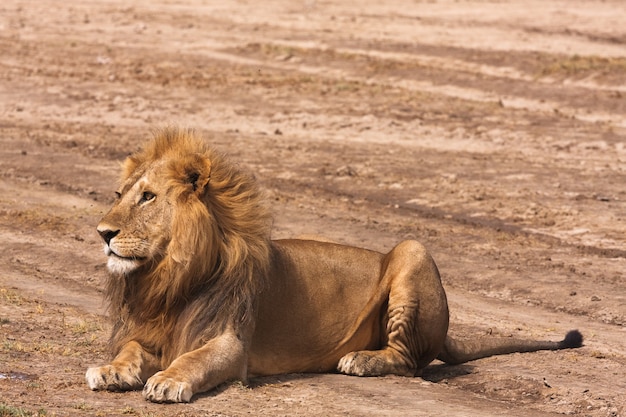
337;305;420;377
337;240;449;377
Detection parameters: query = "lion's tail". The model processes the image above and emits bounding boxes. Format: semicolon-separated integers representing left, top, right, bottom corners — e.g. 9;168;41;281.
437;330;583;365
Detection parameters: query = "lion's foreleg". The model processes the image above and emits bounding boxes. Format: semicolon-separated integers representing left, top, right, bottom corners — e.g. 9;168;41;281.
143;330;247;403
86;341;160;391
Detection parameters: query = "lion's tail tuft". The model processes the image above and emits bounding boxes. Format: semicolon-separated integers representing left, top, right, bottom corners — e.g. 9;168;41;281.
559;329;583;349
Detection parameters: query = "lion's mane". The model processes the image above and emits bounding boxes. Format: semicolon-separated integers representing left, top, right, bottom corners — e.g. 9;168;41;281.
105;128;272;366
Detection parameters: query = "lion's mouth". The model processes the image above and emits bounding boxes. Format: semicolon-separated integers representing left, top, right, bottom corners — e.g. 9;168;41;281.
105;246;146;262
113;253;146;261
111;252;146;262
105;250;147;276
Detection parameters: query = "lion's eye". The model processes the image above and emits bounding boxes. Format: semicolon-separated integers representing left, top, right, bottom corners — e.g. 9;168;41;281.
140;191;156;204
114;191;122;199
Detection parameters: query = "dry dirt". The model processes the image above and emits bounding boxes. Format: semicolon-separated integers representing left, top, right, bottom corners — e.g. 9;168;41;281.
1;0;625;416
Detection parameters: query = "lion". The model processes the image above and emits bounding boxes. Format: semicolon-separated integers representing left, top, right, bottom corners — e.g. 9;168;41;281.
86;128;583;403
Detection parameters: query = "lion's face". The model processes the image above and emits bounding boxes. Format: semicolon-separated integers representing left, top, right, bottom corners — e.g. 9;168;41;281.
97;164;175;275
97;144;213;276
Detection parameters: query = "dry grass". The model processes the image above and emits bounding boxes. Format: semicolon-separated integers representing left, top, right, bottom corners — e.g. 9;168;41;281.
538;55;626;77
0;289;24;306
0;404;48;417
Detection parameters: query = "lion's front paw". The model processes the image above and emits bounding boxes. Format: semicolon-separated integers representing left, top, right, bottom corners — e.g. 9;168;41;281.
143;372;193;403
85;364;143;391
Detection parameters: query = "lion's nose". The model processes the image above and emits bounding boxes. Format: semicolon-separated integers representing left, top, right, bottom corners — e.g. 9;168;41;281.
98;227;120;245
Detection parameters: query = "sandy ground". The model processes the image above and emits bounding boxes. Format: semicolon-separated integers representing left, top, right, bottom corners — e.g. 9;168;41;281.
1;0;625;416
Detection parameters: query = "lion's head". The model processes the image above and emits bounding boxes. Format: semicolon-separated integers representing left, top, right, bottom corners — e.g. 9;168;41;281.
97;128;272;358
97;130;217;276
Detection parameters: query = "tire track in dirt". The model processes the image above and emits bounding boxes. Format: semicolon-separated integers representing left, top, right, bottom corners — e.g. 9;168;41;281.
220;41;626;125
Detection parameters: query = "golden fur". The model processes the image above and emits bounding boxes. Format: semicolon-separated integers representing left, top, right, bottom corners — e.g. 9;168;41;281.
86;128;582;403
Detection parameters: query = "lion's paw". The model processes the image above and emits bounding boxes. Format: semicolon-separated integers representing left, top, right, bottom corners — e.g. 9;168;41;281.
85;364;143;391
337;351;376;376
338;350;413;377
143;372;193;403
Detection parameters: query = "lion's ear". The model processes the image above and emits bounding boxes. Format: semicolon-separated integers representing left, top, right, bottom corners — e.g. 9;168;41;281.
170;154;212;196
185;155;212;196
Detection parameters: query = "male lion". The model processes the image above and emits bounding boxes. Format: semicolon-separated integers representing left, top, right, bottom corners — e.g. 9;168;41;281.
86;128;582;403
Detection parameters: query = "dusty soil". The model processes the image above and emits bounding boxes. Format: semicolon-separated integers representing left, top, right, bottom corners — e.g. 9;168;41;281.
1;0;625;416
